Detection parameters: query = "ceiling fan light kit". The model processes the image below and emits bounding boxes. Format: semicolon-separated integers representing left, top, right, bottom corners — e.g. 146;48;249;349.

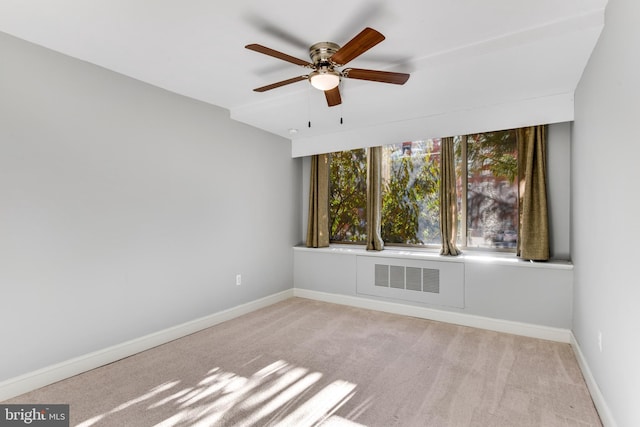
309;69;340;91
246;27;409;107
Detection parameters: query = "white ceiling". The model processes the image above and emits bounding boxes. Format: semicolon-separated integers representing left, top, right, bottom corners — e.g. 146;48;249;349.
0;0;607;155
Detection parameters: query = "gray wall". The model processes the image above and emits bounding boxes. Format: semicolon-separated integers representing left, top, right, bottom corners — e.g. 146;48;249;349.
572;0;640;426
0;32;301;382
294;249;573;329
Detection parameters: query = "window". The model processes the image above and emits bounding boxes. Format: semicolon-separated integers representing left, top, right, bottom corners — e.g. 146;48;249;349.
461;130;518;249
381;140;441;245
328;129;519;251
329;149;367;242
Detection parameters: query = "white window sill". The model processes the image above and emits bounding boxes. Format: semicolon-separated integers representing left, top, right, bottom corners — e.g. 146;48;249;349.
294;244;573;270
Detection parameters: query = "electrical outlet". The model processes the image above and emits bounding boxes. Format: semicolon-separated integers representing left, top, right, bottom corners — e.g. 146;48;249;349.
598;331;602;352
236;274;242;286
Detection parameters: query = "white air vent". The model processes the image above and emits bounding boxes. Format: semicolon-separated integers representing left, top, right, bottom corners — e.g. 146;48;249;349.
357;256;464;308
375;264;440;294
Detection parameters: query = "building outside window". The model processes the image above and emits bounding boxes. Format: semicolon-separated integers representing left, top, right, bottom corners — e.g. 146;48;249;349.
462;130;518;249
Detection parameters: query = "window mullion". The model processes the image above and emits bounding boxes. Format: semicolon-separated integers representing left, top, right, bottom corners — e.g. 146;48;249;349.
460;135;468;247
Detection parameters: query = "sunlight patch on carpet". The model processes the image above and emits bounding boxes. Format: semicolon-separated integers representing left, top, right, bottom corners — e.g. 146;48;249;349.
75;360;361;427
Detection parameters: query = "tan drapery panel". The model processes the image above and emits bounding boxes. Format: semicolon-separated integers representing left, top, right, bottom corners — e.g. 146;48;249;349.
439;136;461;256
306;154;330;248
366;146;384;251
517;126;549;260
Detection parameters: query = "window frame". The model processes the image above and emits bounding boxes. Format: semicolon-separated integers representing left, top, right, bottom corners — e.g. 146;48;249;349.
328;131;520;253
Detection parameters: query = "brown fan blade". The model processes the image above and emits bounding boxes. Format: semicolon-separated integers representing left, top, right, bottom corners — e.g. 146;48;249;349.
324;87;342;107
245;44;313;67
253;75;308;92
330;27;385;66
343;68;410;85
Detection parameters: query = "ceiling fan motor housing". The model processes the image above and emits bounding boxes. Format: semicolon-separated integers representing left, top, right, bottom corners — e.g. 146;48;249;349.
309;42;340;67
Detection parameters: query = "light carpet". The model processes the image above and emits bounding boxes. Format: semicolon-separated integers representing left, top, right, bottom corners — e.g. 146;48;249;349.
4;297;601;426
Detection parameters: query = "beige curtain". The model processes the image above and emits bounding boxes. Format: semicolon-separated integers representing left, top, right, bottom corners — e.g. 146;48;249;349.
517;126;549;260
439;136;461;256
366;146;384;251
306;154;330;248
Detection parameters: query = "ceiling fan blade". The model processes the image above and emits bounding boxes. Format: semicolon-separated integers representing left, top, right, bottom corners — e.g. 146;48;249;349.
245;44;313;67
244;14;309;49
253;75;308;92
324;87;342;107
343;68;410;85
330;27;385;66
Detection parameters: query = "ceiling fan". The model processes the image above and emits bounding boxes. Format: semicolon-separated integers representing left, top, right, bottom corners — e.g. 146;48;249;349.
245;27;410;107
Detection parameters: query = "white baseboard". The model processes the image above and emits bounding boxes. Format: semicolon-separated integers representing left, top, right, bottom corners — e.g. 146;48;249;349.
570;333;617;427
293;288;572;343
0;289;294;402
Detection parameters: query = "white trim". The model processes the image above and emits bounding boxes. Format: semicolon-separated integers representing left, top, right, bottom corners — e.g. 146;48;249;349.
570;332;617;427
293;288;571;343
293;245;573;270
289;93;575;157
0;289;294;401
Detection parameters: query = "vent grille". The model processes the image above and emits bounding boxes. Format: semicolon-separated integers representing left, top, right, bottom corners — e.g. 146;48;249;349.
374;264;440;294
390;266;405;289
406;267;422;291
375;264;389;287
423;268;440;293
